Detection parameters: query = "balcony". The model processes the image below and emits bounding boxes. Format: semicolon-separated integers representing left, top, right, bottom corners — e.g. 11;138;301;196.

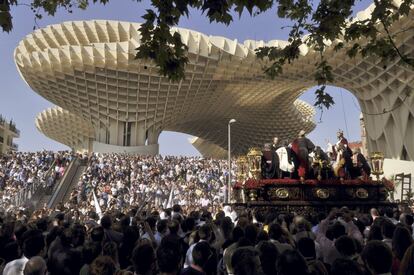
11;143;18;151
0;118;20;136
9;124;20;136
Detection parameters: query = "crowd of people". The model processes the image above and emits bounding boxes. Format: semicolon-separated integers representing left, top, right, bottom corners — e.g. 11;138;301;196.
0;134;406;275
2;199;414;274
0;151;72;210
68;154;233;216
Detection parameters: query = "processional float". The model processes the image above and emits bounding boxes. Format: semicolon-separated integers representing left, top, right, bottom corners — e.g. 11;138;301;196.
231;148;395;213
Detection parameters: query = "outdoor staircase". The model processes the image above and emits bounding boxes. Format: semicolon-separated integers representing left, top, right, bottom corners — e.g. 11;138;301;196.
47;157;87;209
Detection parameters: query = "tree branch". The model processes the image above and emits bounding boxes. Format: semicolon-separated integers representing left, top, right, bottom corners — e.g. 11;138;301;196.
392;26;414;37
380;18;414;67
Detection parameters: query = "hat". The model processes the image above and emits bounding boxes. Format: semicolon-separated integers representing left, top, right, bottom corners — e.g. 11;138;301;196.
299;130;306;137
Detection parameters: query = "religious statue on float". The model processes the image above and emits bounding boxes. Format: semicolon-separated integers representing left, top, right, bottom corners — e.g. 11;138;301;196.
336;130;350;149
276;139;298;179
261;143;280;179
262;137;300;179
311;146;332;180
334;143;353;179
333;130;355;179
255;130;372;182
290;130;315;181
352;147;371;180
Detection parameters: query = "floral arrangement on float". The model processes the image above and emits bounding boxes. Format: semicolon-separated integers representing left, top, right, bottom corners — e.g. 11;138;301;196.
235;178;375;189
381;177;395;192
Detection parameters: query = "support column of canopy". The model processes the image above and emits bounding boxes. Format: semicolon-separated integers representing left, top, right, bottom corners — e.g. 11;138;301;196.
147;126;160;145
136;121;146;146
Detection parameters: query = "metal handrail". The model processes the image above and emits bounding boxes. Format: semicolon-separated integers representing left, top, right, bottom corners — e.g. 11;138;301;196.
8;159;58;207
48;157;78;209
9;179;43;207
44;160;56;179
1;157;62;209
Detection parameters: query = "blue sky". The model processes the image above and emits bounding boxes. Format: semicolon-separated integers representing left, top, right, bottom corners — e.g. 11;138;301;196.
0;0;371;156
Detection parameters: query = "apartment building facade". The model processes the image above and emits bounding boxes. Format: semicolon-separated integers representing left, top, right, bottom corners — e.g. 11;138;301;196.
0;115;19;154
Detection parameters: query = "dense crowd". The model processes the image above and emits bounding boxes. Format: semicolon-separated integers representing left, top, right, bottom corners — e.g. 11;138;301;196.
2;201;414;275
1;150;413;275
0;151;72;210
66;154;233;217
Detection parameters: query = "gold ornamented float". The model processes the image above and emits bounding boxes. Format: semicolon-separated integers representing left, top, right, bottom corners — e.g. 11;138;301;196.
231;148;395;213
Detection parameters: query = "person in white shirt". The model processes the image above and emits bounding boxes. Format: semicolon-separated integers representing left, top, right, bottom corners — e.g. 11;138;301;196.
184;224;211;268
200;197;210;207
3;255;29;275
3;229;45;275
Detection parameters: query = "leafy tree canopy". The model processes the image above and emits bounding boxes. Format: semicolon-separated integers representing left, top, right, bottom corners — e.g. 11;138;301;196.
1;0;413;111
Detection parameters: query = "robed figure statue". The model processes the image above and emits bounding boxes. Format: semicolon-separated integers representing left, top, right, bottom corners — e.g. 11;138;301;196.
291;130;315;180
334;143;354;179
352;148;371;179
336;130;353;156
311;146;332;180
276;140;298;178
262;143;280;179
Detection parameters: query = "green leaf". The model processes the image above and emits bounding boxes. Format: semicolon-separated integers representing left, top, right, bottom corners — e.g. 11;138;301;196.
314;86;335;110
333;42;344;51
0;11;12;32
314;59;333;85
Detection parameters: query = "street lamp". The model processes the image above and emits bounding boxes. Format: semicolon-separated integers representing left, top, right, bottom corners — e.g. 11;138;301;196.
228;118;236;203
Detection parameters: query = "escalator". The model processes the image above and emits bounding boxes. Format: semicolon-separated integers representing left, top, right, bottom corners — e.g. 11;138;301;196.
47;158;87;209
29;160;57;210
